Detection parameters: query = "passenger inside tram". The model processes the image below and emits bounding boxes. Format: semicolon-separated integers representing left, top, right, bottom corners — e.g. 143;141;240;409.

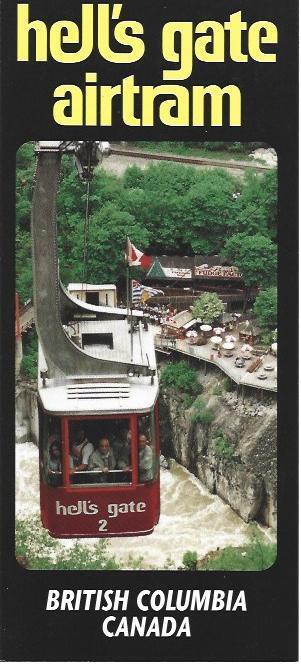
43;414;157;487
112;427;131;471
69;427;94;476
87;436;116;482
48;438;62;486
138;433;154;482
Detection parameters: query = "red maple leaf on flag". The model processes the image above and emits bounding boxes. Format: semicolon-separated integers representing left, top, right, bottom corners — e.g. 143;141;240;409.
125;238;153;269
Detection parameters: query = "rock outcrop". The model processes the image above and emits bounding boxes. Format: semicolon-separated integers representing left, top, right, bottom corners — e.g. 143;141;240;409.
159;372;277;529
16;380;38;444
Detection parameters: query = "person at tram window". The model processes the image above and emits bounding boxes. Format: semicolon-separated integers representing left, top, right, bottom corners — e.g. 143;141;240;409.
69;428;94;474
49;440;61;471
138;434;153;483
112;427;131;471
48;440;62;486
87;436;116;481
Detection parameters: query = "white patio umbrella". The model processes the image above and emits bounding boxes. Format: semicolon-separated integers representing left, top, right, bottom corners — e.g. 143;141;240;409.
241;343;253;352
210;335;223;346
200;324;212;333
222;341;235;351
225;334;237;343
213;327;225;335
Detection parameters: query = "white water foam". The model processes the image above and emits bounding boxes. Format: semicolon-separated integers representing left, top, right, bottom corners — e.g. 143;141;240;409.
15;442;274;568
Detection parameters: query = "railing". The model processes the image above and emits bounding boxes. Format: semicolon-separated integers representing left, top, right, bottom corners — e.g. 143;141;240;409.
49;468;131;476
155;335;277;393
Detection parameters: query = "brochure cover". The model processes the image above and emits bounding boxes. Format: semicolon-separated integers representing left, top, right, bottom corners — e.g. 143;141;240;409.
0;0;298;661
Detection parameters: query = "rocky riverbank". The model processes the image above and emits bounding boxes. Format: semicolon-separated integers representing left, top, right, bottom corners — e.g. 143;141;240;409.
159;371;277;529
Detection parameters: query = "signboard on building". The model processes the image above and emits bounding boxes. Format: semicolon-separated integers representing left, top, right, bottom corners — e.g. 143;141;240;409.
194;265;242;279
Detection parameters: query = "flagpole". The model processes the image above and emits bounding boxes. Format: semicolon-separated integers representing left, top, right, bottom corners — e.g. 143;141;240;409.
130;301;134;361
126;264;130;317
129;274;134;361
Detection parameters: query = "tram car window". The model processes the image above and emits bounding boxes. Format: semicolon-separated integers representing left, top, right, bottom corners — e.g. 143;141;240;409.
68;418;132;486
40;411;62;488
137;412;159;483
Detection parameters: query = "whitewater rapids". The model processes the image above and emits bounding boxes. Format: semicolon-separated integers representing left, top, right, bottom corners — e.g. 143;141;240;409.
15;442;273;569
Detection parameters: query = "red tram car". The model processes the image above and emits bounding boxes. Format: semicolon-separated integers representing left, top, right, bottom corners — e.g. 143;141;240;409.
32;141;160;537
39;399;160;538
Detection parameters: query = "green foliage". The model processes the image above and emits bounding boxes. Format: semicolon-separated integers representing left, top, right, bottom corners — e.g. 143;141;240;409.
199;526;276;571
191;397;214;425
223;233;277;288
223;377;235;392
259;330;274;347
16;144;35;234
20;330;38;379
230;170;277;238
16;515;142;570
15;143;278;304
124;554;144;570
182;394;197;409
214;435;235;460
212;383;223;396
253;287;277;329
68;203;149;284
184;168;239;253
192;292;224;325
16;142;35;168
163;555;176;570
16;228;33;302
160;361;201;397
182;550;198;570
49;542;119;571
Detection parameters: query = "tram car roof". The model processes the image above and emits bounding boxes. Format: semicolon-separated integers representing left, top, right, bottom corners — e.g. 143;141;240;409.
38;316;158;416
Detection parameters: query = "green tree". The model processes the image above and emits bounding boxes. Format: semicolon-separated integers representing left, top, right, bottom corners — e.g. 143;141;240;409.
16;227;33;303
223;233;277;310
192;292;224;324
184;169;239;253
68;203;150;284
15;145;35;231
123;164;145;189
231;170;277;238
15;144;278;305
182;551;198;570
16;142;35;168
253;287;277;329
20;330;38;379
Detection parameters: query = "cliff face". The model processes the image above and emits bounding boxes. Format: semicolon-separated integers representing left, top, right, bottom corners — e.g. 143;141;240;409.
16;380;38;444
159;372;277;529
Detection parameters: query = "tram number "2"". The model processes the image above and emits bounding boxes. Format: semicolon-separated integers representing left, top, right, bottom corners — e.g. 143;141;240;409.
98;519;108;532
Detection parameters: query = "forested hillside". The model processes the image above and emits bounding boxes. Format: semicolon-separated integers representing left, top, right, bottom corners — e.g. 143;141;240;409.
16;142;277;304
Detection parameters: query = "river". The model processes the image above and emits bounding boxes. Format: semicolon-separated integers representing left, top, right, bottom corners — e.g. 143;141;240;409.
15;442;273;569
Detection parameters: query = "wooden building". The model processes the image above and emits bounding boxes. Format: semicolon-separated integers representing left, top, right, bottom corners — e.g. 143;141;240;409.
68;283;117;307
145;255;257;310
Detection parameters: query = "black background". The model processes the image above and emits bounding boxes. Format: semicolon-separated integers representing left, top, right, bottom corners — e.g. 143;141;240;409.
0;0;298;660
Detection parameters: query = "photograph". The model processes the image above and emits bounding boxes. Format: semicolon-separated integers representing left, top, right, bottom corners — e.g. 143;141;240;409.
1;0;298;659
15;140;277;571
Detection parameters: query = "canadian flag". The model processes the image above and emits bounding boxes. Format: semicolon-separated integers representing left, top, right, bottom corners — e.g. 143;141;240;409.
126;237;153;269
